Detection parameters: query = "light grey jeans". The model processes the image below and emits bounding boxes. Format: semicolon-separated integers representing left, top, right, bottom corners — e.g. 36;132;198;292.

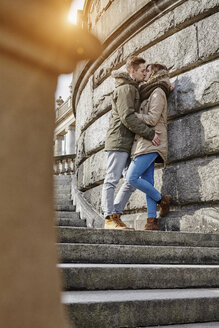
101;151;136;217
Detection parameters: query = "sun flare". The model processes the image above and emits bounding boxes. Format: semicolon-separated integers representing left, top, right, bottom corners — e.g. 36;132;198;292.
67;0;85;25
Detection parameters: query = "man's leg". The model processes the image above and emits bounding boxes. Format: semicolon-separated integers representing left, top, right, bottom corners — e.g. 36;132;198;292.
101;151;129;218
114;160;136;214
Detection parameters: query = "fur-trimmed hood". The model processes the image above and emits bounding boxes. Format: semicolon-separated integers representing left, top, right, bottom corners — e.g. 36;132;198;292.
111;70;138;88
140;69;171;101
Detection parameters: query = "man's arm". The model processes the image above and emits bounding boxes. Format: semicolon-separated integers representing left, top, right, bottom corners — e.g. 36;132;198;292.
116;85;155;140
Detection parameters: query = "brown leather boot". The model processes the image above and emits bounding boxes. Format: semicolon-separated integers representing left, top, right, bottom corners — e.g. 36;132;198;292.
105;214;134;230
159;195;171;217
144;218;159;231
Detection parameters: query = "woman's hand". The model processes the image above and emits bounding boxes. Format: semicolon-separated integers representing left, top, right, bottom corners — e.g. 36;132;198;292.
169;84;174;92
152;131;161;146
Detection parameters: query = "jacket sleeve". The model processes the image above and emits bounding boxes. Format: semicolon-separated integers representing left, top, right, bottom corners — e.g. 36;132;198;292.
116;85;155;140
138;89;166;127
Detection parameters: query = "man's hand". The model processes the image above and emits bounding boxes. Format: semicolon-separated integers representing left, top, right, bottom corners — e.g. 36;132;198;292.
152;131;161;146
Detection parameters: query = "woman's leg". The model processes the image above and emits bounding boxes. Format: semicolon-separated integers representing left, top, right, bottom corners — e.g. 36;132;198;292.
126;153;162;204
141;161;158;218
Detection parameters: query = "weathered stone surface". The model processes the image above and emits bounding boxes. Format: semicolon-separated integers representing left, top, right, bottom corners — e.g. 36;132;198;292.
197;12;219;59
123;10;174;60
84;111;111;155
168;59;219;117
159;206;219;234
77;104;219;165
76;111;111;165
159;156;219;205
79;150;219;205
173;0;219;27
77;150;108;190
93;75;114;107
57;226;219;247
75;76;93;143
168;107;219;162
94;47;124;87
139;25;198;73
91;0;151;42
122;0;219;61
84;181;146;214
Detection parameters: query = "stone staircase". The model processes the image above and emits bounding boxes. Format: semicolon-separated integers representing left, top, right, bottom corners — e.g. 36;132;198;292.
54;175;219;328
54;175;86;228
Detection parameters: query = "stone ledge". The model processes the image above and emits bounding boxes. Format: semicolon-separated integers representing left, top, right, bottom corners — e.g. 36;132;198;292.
78;150;219;206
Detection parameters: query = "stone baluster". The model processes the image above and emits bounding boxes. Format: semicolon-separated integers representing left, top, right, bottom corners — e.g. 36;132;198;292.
66;126;76;155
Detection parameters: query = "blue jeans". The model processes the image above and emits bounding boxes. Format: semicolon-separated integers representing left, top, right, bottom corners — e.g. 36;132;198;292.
126;153;162;218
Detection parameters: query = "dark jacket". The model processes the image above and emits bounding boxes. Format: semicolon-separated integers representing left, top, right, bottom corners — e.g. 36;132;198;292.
104;71;155;154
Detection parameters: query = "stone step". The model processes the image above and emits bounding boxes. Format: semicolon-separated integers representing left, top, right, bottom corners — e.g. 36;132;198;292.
55;199;73;206
56;212;79;219
59;243;219;264
54;194;71;200
54;184;71;190
56;217;86;227
54;175;72;181
55;204;76;212
147;323;219;328
62;288;219;328
57;227;219;248
58;263;219;291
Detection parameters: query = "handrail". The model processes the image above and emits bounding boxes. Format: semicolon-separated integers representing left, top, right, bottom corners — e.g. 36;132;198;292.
71;174;104;228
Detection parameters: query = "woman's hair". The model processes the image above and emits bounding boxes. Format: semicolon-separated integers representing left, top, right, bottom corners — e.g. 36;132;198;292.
146;62;168;76
126;56;145;73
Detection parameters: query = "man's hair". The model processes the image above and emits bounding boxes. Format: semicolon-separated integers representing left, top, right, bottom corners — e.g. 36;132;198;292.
126;56;146;72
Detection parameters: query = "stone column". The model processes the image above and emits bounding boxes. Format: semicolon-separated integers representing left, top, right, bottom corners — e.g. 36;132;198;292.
0;1;101;328
55;135;65;156
66;126;76;154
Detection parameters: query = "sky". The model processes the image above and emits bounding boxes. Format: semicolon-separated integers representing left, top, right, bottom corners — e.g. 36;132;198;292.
55;0;85;103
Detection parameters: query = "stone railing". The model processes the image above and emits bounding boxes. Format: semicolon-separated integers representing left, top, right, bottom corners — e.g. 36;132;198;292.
54;154;76;175
55;96;72;123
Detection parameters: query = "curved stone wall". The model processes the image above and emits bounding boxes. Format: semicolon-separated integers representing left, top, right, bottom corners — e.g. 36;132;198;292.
73;0;219;232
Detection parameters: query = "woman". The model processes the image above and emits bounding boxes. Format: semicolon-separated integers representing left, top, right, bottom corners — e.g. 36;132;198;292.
126;63;173;231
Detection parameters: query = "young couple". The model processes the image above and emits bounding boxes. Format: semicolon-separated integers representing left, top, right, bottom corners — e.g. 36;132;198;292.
101;56;172;231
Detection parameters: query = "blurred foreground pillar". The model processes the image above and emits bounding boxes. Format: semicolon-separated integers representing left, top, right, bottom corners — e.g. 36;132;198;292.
0;1;102;328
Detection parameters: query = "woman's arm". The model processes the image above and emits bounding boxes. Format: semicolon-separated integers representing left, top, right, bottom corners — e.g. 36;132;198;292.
136;89;166;127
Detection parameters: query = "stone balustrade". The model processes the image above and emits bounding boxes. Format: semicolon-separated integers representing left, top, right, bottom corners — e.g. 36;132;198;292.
54;154;76;175
56;96;72;123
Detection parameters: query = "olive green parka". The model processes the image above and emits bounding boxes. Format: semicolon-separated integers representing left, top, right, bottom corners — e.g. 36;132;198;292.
104;71;155;154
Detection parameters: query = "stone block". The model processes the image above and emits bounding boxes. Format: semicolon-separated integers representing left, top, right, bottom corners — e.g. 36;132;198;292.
123;10;174;60
79;150;219;206
197;12;219;59
173;0;219;27
93;75;114;107
84;111;111;155
168;107;219;162
91;0;151;42
94;47;124;87
84;181;146;214
159;206;219;234
159;156;219;205
75;76;93;142
139;25;198;73
168;59;219;117
77;150;108;190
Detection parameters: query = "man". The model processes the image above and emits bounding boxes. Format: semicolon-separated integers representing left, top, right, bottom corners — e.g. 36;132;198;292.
101;56;161;229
